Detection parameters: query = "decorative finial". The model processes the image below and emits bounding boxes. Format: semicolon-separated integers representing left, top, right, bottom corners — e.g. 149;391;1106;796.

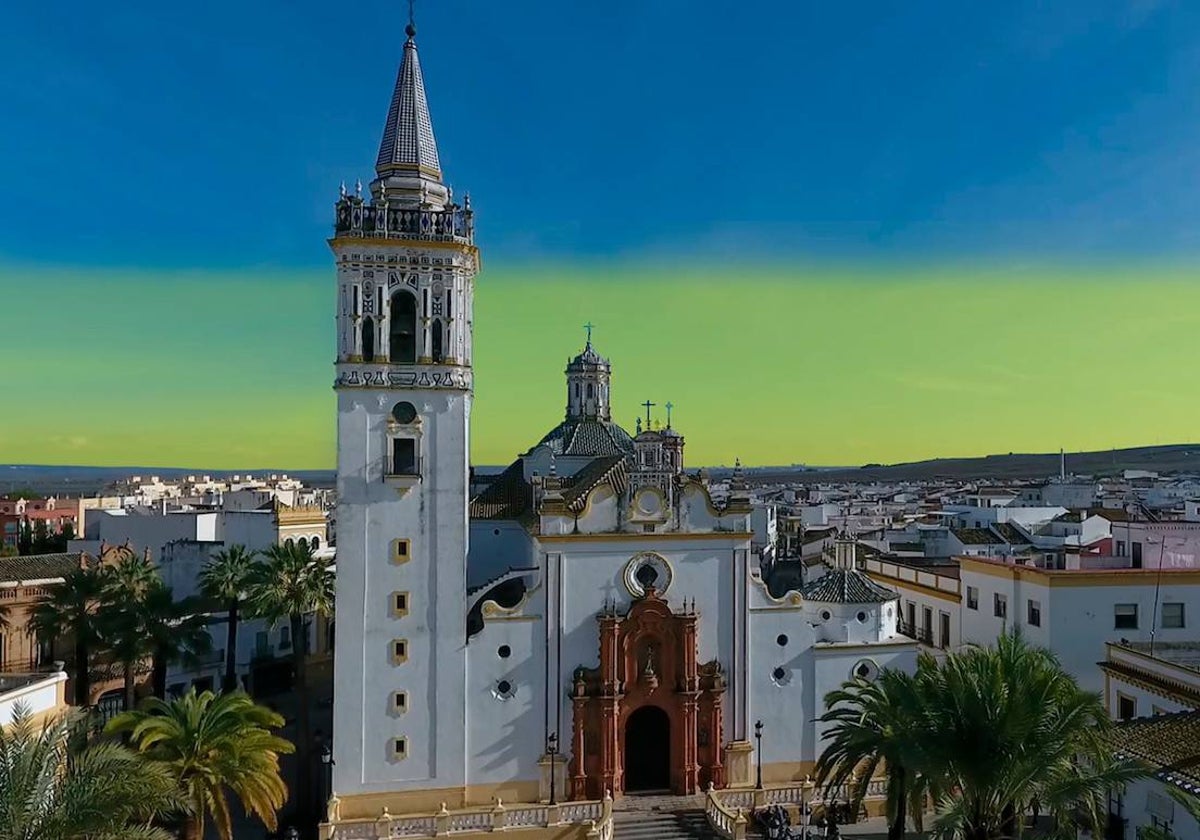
339;181;347;198
665;401;674;428
584;321;594;347
636;416;643;434
406;0;417;38
355;179;362;197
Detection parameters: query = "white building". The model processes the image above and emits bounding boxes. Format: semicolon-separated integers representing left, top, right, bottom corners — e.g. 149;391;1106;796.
959;557;1200;694
326;21;917;827
1103;641;1200;840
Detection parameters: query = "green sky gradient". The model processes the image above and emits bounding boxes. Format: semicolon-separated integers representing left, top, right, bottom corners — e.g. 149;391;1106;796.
3;261;1197;469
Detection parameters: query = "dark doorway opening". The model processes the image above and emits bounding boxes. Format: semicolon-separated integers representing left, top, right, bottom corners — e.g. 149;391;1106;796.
624;705;671;792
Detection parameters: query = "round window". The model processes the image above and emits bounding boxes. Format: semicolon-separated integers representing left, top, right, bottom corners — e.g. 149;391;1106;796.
494;679;516;700
772;667;786;680
498;645;511;659
852;659;879;682
820;610;832;622
776;634;789;647
856;611;868;623
391;402;418;424
771;666;792;687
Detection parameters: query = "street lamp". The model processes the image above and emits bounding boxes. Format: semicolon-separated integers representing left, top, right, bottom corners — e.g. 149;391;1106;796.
754;720;763;790
547;732;559;805
320;743;334;814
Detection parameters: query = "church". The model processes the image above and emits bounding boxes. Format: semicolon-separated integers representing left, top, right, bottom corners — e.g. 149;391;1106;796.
327;18;917;825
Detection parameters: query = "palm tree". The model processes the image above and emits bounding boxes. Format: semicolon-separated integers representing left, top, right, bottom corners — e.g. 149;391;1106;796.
919;634;1143;840
200;545;258;692
0;704;179;840
28;563;107;706
140;583;214;699
101;550;158;599
250;541;334;822
107;688;294;840
816;661;934;840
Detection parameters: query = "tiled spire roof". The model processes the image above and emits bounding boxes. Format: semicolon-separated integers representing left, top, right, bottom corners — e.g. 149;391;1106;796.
376;25;442;180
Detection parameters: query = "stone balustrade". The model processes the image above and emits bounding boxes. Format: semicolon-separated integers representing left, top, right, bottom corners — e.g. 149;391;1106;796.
322;793;611;839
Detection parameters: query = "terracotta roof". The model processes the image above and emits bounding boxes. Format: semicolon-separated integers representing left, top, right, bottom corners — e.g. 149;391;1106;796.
532;419;635;458
1111;711;1200;794
802;568;896;604
469;461;532;521
0;552;82;584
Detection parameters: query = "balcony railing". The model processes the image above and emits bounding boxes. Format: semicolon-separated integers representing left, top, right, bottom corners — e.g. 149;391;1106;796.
897;619;934;646
333;198;474;245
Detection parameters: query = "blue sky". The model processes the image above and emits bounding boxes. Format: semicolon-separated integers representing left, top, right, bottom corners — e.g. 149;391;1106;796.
2;0;1196;269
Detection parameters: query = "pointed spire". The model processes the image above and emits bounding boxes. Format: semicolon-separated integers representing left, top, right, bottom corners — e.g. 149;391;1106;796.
372;10;449;207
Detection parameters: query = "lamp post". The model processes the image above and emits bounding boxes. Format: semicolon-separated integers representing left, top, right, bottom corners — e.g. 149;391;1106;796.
320;743;334;818
547;732;559;805
754;720;763;790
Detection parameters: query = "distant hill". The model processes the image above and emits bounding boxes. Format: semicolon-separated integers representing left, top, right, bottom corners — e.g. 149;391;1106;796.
744;444;1200;485
4;443;1200;495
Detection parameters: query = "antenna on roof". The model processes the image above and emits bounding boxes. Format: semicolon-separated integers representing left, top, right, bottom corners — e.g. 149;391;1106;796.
407;0;417;37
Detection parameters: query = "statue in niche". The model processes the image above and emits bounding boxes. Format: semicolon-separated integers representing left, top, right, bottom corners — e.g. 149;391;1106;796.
641;643;659;691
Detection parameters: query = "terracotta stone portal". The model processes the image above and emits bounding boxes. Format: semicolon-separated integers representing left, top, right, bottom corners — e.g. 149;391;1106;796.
568;589;726;799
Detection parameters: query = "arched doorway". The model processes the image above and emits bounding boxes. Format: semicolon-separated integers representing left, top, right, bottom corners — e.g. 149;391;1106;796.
624;705;671;793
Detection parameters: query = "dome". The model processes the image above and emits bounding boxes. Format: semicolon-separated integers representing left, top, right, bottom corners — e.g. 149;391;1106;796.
568;342;610;369
530;418;635;458
801;568;896;604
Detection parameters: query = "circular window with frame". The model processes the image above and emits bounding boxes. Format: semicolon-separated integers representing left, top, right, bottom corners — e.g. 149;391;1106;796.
391;401;418;424
623;552;673;598
771;666;792;687
493;679;516;700
852;659;879;682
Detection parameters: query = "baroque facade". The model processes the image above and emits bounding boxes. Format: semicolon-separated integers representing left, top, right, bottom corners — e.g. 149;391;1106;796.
328;20;917;824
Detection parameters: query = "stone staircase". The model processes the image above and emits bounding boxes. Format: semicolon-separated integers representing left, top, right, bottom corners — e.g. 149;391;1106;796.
612;795;761;840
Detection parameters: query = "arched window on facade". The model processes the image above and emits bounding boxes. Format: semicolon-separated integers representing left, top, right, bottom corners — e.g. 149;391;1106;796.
587;383;594;398
298;537;308;551
312;536;321;550
390;292;417;364
431;319;444;363
361;317;375;362
285;538;295;549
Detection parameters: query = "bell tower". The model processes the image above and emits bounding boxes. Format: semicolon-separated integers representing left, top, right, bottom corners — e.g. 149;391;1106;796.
331;16;478;799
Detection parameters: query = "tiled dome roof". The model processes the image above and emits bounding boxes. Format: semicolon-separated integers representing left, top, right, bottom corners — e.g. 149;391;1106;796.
532;419;635;458
801;568;896;604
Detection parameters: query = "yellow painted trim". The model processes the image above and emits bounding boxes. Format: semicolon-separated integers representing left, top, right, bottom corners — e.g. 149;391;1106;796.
866;571;961;603
538;531;753;544
959;556;1200;587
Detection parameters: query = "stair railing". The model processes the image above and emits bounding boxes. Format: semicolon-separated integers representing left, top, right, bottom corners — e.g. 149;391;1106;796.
705;782;749;840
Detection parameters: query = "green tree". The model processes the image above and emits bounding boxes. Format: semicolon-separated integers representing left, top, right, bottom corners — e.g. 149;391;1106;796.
816;663;934;840
107;688;294;840
0;704;179;840
817;634;1145;840
30;519;50;554
28;563;107;705
102;550;158;599
200;545;258;692
921;634;1141;840
250;541;335;822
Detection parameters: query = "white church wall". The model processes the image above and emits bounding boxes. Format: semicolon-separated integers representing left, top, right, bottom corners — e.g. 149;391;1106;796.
574;485;621;534
810;642;918;763
465;606;545;789
468;520;536;589
747;604;821;773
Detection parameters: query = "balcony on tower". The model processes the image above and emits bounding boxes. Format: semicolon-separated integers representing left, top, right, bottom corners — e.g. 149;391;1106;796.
333;191;474;245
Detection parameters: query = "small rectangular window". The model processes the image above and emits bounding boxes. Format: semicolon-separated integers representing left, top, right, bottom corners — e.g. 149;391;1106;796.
392;737;408;759
279;626;292;650
446;290;452;319
1117;694;1136;721
391;438;418;476
1132;542;1144;568
393;691;408;713
391;639;408;664
1027;599;1041;628
1117;540;1126;557
966;586;979;610
392;539;410;564
353;286;359;316
994;593;1007;619
1162;602;1185;629
1115;603;1139;630
392;591;409;617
